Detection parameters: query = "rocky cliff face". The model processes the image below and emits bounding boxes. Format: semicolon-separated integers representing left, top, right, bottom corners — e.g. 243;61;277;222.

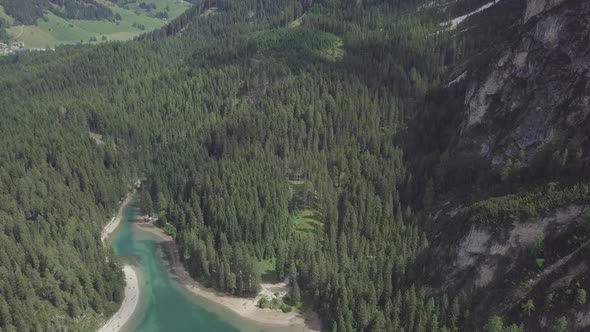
459;0;589;165
524;0;566;22
427;1;590;329
430;203;590;330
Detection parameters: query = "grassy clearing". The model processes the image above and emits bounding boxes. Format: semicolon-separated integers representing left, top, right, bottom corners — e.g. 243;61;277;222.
322;37;344;61
288;179;305;186
39;13;95;44
289;180;324;234
106;3;165;29
7;0;190;48
8;25;57;48
201;7;217;17
9;13;96;48
251;26;344;66
294;210;323;233
119;0;190;19
257;258;277;282
288;14;305;28
158;0;191;18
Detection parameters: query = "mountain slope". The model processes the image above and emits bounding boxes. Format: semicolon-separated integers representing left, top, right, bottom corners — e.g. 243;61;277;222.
460;0;589;168
422;0;590;330
0;0;588;331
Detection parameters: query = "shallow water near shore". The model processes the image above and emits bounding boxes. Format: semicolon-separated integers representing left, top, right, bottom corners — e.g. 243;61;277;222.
110;199;277;332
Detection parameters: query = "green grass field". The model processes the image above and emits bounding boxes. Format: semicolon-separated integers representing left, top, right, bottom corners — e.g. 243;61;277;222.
288;180;324;234
257;258;277;282
250;26;344;66
119;0;190;19
287;14;305;28
294;209;323;233
5;0;190;48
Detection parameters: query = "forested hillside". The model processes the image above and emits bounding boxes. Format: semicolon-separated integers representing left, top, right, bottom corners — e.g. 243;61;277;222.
0;0;588;331
0;0;114;24
0;18;8;41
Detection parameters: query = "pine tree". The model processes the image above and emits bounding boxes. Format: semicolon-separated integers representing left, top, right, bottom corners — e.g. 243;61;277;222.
290;280;301;305
485;316;504;332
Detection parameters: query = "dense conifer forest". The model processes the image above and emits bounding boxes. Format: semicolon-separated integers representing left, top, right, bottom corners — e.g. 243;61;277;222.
0;18;8;42
0;0;588;331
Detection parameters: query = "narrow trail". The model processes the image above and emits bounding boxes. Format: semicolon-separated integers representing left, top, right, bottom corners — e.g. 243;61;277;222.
13;25;24;39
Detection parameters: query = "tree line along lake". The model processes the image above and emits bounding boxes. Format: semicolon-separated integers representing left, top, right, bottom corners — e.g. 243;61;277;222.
109;196;305;332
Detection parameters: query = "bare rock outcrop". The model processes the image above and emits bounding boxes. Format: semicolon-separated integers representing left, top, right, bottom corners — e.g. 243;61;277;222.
432;203;589;329
459;0;590;165
524;0;566;22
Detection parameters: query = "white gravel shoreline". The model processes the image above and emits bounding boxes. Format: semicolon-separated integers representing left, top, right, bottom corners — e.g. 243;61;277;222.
98;183;140;332
97;266;139;332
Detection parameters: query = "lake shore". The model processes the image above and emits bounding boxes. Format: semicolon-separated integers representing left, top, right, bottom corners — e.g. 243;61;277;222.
101;186;137;243
97;265;140;332
135;221;322;332
98;183;141;332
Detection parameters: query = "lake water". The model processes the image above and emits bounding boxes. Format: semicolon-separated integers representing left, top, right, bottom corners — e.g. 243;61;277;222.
111;198;275;332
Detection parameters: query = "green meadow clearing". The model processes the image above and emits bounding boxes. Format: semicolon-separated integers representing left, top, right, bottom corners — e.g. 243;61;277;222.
5;0;190;48
289;180;324;234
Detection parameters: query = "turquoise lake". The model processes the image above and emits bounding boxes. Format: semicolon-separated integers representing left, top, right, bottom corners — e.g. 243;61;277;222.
110;199;277;332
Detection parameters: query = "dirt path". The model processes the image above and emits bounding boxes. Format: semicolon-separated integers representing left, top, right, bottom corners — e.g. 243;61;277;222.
13;25;24;39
